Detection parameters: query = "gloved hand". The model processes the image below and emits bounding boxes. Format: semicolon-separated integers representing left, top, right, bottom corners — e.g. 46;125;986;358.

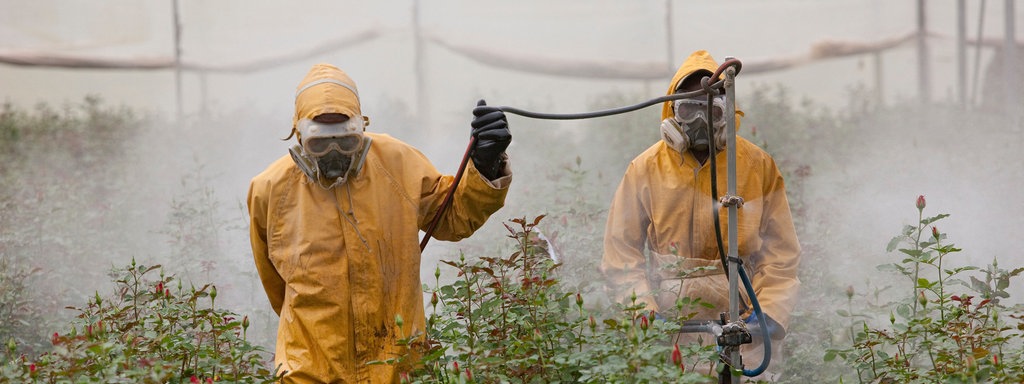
470;99;511;180
745;312;785;341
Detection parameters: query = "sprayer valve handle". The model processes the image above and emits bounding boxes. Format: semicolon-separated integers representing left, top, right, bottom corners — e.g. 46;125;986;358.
720;195;744;208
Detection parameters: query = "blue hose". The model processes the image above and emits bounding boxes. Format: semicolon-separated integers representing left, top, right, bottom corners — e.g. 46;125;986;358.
738;266;771;377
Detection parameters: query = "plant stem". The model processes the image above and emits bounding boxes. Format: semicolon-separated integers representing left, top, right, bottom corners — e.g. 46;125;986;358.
462;261;475;370
867;342;878;378
936;248;946;323
911;210;924;317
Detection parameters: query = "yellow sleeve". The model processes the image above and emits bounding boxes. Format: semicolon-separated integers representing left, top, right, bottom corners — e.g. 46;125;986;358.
420;155;510;241
600;162;658;312
247;178;285;316
749;157;801;332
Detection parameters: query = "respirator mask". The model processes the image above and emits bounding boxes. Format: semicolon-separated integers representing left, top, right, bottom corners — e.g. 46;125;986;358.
660;94;728;153
289;116;370;189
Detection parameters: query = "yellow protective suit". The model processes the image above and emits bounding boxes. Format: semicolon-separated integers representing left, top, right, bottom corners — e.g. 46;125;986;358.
600;50;801;332
248;64;511;383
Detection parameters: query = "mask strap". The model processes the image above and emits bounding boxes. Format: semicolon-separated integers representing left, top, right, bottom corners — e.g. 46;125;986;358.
350;136;373;175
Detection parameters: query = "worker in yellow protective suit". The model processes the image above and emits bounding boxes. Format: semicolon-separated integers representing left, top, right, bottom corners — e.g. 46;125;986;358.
248;63;512;383
600;50;800;378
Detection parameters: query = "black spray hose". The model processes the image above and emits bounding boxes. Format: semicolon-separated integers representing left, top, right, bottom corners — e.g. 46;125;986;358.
703;58;771;377
423;60;771;377
498;83;729;120
420;78;730;250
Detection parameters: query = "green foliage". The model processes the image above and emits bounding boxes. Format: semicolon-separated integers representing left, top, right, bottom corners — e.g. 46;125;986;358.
0;97;144;355
390;215;716;383
740;83;842;165
0;98;279;358
0;96;136;171
825;199;1024;383
0;258;278;383
158;162;233;281
5;78;1022;383
0;259;43;355
529;157;608;297
503;90;663;312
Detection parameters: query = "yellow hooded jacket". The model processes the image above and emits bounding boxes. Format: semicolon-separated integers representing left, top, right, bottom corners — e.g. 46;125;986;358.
600;50;801;331
248;64;510;383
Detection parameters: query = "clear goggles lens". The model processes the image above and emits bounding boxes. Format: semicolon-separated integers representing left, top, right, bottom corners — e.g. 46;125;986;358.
297;117;365;156
673;96;726;124
304;134;363;156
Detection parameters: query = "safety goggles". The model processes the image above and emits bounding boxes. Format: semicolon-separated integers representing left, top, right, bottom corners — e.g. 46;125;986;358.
673;96;726;125
297;118;365;156
304;135;363;156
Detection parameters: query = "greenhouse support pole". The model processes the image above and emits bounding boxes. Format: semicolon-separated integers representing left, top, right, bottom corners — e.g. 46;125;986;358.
173;0;183;121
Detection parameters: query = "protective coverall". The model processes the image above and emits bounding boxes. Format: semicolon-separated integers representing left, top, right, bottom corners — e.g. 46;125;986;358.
600;50;800;363
248;65;510;383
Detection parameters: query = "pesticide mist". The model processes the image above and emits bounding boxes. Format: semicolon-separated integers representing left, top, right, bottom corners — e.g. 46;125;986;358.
3;66;1024;383
3;1;1024;381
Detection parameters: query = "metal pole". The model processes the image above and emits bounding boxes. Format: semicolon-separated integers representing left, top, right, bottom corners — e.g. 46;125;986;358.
1004;0;1017;121
199;71;208;118
664;0;675;73
413;0;428;129
725;66;740;384
970;0;987;106
873;52;884;108
917;0;931;104
173;0;183;121
957;0;967;108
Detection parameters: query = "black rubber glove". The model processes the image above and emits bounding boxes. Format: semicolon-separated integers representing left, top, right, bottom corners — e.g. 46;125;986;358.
470;99;511;180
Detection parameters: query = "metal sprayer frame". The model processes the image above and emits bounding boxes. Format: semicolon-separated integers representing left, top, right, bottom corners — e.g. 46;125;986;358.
724;62;743;384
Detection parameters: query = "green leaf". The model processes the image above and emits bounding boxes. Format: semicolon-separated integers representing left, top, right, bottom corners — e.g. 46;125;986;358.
823;349;837;362
886;236;903;252
896;303;911;319
996;275;1010;291
921;213;950;226
898;248;923;257
902;224;916;234
916;278;935;289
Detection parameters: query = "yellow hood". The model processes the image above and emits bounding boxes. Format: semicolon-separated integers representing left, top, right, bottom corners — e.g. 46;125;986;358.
660;50;743;125
292;63;362;137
